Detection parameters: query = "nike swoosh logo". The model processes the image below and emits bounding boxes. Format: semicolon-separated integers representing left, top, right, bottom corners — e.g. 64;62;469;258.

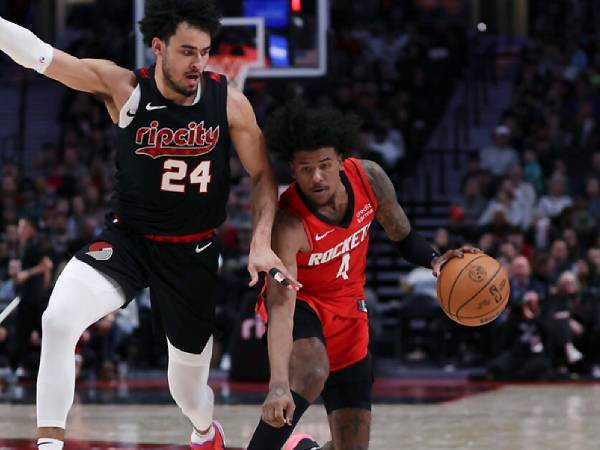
126;110;136;117
315;229;335;241
146;103;167;111
37;442;54;446
195;242;213;253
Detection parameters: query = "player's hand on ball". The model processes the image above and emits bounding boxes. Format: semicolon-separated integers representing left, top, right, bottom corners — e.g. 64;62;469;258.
247;245;301;290
432;246;481;277
262;383;296;428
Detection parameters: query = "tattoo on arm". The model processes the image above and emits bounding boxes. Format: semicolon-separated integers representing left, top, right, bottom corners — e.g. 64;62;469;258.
360;159;411;241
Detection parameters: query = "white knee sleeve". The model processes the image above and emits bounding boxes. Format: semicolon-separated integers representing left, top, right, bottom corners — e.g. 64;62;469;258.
167;337;214;431
37;259;126;428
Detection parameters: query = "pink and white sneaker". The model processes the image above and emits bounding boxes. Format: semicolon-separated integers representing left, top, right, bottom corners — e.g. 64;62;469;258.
283;433;319;450
190;421;225;450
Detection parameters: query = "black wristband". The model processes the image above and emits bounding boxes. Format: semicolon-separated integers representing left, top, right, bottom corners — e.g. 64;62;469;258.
394;229;440;269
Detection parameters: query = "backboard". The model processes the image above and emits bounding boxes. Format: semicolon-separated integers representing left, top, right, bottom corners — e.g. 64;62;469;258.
134;0;328;80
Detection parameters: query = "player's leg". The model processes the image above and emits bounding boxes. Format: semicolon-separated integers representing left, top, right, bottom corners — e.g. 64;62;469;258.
167;336;222;448
146;238;224;449
321;354;373;450
283;409;371;450
248;301;329;450
327;409;371;450
290;337;330;401
37;224;147;449
36;258;126;448
286;316;372;450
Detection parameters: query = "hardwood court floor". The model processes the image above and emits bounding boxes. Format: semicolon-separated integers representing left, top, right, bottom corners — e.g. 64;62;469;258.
2;384;600;449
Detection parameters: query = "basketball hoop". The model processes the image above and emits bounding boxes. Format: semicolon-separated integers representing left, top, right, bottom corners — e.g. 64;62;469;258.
207;55;255;91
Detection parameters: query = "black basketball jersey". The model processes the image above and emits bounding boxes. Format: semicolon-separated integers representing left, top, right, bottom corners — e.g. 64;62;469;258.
113;66;231;236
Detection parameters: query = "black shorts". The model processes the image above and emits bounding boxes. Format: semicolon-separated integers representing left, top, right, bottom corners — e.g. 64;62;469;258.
293;300;373;413
75;220;219;354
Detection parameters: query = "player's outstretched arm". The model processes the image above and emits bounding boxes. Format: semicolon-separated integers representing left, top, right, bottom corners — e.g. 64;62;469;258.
261;209;307;428
360;159;480;275
227;86;301;290
0;16;134;100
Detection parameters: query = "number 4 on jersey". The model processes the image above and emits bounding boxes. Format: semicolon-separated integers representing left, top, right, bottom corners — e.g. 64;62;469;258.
336;253;350;280
161;159;211;193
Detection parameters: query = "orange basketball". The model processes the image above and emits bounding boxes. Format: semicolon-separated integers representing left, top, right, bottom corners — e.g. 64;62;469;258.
436;253;510;326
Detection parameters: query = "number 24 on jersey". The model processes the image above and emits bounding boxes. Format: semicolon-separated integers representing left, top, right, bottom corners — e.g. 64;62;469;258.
161;159;211;193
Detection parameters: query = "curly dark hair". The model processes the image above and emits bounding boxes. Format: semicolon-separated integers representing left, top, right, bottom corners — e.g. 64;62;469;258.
139;0;221;46
265;100;362;162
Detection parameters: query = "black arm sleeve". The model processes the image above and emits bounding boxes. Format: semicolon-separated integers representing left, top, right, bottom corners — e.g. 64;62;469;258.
394;229;440;269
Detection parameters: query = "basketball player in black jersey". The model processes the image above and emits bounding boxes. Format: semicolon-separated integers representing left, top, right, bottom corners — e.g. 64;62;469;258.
0;1;299;449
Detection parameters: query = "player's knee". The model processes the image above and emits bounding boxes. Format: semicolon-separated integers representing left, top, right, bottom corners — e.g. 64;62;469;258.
41;307;78;342
171;381;214;424
291;354;329;396
167;337;212;367
304;364;329;392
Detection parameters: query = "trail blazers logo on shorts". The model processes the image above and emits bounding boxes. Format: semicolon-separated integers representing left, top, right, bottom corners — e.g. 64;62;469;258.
134;120;220;158
86;242;114;261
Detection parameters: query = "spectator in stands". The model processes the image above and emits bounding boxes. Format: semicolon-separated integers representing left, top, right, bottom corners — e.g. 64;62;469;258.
506;229;534;259
544;271;585;367
432;227;452;255
506;164;537;230
584;176;600;219
477;232;496;256
84;310;134;381
535;174;573;227
477;182;519;228
498;241;518;269
587;247;600;289
522;149;545;194
549;239;575;282
479;125;520;178
487;290;550;380
366;118;406;172
10;217;53;377
510;256;545;308
455;178;487;231
460;153;494;197
0;259;19;305
562;228;582;261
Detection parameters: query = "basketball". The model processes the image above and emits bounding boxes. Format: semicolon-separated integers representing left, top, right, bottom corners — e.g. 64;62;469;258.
436;253;510;326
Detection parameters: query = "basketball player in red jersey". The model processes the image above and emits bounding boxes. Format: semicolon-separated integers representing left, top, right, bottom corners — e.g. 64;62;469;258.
246;101;478;450
0;1;299;449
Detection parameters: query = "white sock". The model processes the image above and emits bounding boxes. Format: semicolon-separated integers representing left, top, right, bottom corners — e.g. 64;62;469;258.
191;425;215;444
37;437;64;449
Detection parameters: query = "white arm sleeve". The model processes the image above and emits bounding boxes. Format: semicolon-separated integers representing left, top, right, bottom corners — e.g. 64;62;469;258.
0;16;54;73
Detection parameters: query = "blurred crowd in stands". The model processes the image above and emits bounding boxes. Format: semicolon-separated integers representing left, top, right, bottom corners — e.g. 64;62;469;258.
6;0;600;384
440;0;600;380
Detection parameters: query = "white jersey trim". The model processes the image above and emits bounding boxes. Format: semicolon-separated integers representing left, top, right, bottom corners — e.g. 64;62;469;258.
118;84;141;129
118;79;203;129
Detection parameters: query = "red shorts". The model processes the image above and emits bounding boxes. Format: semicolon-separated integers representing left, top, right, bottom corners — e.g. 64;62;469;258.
292;300;369;372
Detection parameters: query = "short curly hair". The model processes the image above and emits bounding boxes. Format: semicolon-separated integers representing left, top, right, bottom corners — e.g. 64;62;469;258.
265;100;362;162
139;0;221;46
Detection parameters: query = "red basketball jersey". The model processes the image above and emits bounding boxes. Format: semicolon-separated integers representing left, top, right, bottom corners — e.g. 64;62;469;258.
263;158;378;320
